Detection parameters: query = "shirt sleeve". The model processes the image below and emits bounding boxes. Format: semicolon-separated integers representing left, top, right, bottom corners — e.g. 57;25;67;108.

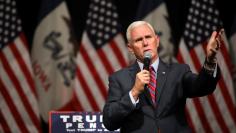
129;91;139;106
203;58;217;78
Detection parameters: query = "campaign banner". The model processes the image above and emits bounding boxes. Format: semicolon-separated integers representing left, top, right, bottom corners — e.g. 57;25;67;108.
49;111;119;133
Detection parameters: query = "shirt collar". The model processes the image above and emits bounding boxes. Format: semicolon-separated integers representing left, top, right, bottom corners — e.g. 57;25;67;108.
137;57;159;73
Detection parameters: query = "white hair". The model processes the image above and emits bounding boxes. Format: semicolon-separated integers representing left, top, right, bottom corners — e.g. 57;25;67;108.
126;21;155;43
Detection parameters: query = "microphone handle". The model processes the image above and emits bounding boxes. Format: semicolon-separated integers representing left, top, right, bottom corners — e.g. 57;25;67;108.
143;57;150;70
143;57;150;90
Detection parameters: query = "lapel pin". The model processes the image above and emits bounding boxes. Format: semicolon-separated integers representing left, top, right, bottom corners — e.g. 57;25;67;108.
162;72;165;74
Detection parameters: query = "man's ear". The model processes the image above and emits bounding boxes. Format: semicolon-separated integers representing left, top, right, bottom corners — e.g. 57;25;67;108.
127;43;134;54
156;35;160;48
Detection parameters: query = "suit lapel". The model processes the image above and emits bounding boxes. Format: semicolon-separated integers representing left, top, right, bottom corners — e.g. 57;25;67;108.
128;61;140;84
156;59;168;105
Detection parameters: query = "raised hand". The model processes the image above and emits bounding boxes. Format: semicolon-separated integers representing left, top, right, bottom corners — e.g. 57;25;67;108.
206;28;224;62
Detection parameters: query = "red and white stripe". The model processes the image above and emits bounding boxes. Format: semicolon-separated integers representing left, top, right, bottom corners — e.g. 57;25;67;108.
75;32;129;111
177;36;236;133
0;33;41;133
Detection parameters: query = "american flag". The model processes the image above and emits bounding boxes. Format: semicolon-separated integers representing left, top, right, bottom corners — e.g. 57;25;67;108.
177;0;236;132
75;0;129;111
0;0;41;132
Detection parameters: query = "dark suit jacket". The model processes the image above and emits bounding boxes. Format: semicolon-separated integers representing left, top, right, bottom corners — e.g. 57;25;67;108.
103;59;220;133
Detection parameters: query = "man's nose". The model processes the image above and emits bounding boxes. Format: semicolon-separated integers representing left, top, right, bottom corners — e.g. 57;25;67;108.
142;38;148;46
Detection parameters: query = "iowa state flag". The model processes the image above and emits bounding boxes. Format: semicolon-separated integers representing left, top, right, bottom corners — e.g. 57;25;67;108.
135;0;175;63
31;0;77;122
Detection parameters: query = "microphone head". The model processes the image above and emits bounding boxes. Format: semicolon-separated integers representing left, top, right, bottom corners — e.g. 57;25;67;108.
143;51;151;70
144;51;151;60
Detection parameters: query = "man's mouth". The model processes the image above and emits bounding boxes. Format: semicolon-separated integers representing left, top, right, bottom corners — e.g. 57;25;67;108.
143;49;151;53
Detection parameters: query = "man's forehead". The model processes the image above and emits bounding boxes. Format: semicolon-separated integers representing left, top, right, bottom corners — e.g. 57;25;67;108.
131;25;154;35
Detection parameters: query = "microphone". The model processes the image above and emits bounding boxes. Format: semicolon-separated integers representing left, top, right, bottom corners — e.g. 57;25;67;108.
143;52;151;70
143;51;151;90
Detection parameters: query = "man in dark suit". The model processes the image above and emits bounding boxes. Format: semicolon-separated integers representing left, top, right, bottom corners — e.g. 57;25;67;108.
102;21;222;133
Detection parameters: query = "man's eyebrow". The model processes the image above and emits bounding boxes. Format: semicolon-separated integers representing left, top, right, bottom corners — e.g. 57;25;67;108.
133;37;144;42
145;35;152;38
132;33;153;42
